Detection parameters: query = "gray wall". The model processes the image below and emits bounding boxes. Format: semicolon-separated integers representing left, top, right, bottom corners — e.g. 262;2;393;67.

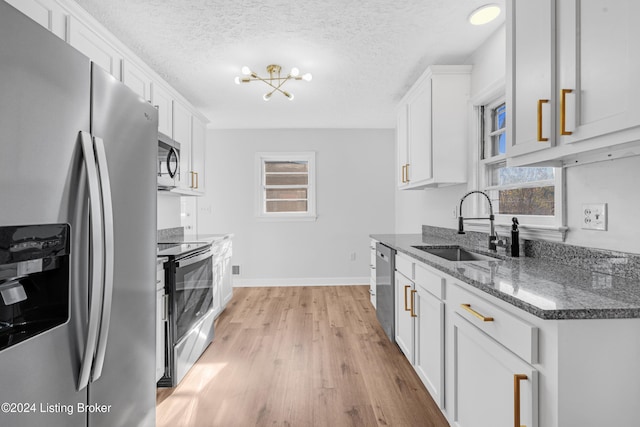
197;128;395;285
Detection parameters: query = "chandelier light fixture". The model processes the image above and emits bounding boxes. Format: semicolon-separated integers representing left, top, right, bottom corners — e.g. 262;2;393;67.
234;64;312;101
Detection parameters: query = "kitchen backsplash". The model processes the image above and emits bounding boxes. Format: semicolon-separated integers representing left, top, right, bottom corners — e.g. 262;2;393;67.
157;227;184;243
422;225;640;282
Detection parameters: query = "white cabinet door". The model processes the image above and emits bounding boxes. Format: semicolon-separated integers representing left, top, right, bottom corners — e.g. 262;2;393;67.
173;100;192;190
191;116;206;193
507;0;555;157
414;285;444;409
151;83;173;137
221;253;233;306
557;0;640;145
122;59;152;102
395;271;414;363
5;0;67;40
155;288;164;382
396;104;409;188
68;16;122;80
452;313;537;427
407;78;432;185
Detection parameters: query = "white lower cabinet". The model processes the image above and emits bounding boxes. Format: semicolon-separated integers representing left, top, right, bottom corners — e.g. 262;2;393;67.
452;313;537;427
413;281;444;409
369;239;377;308
395;268;414;363
392;253;640;426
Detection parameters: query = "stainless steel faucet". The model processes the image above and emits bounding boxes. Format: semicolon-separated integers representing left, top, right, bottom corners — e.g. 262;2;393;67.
457;190;497;251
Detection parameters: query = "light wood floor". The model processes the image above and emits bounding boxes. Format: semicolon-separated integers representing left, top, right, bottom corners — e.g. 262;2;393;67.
156;286;450;427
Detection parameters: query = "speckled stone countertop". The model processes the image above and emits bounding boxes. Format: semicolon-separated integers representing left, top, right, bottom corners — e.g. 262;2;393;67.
370;233;640;320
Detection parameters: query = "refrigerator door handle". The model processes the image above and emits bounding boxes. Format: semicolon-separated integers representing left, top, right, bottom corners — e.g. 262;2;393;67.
91;136;115;381
77;131;105;391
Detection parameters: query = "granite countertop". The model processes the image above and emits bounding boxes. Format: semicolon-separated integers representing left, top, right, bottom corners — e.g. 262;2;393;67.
371;233;640;320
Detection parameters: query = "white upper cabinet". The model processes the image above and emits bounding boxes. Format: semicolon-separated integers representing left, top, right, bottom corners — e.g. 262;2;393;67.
151;83;174;137
507;0;555;157
5;0;67;40
173;100;192;190
190;116;206;193
122;59;153;102
68;16;122;80
396;65;471;189
507;0;640;165
396;104;410;188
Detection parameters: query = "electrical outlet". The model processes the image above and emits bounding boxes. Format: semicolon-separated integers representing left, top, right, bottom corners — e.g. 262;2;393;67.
582;203;607;231
349;252;356;261
453;206;457;218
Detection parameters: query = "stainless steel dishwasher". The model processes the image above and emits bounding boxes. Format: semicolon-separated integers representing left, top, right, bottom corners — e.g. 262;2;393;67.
375;242;396;341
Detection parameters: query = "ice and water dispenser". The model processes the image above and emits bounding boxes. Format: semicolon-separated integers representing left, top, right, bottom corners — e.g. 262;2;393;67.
0;224;70;351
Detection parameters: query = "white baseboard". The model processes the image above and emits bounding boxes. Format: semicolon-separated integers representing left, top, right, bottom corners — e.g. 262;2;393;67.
232;276;370;287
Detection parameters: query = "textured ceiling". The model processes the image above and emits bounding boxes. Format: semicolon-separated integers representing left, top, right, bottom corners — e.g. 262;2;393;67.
72;0;505;129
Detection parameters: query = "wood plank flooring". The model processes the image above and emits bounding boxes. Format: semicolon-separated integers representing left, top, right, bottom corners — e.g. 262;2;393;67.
156;286;450;427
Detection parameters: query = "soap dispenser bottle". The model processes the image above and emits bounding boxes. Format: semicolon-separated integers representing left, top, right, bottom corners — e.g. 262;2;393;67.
511;217;520;257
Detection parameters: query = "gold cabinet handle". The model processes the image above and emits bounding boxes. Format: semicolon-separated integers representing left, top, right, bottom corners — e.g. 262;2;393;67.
194;172;199;189
410;289;417;318
460;304;494;322
190;171;195;188
404;285;411;311
560;89;573;135
405;163;410;182
514;374;528;427
537;99;549;142
401;164;406;183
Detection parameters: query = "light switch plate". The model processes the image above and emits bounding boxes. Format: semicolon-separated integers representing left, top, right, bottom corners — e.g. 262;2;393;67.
582;203;607;230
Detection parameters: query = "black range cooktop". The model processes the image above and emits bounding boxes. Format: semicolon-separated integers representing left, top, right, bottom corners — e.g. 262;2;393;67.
157;241;210;258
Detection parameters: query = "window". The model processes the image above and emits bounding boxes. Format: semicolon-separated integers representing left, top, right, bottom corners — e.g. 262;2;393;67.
256;152;316;221
479;97;563;228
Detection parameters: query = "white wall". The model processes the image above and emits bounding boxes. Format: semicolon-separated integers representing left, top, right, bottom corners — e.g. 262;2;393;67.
394;23;640;254
564;156;640;253
197;128;395;285
157;193;181;230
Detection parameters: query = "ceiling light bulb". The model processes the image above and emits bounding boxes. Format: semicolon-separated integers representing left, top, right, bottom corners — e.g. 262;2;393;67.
241;66;251;75
468;4;501;25
234;76;241;85
263;93;271;101
302;73;313;82
290;67;300;77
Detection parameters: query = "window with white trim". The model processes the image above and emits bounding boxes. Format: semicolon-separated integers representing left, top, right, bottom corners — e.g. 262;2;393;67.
479;97;563;228
256;152;316;220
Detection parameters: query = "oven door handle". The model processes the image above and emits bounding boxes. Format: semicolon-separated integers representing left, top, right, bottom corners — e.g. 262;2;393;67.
176;249;212;268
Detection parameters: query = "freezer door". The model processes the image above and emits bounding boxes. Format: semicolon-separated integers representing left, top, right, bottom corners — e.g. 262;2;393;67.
87;65;158;427
0;2;91;426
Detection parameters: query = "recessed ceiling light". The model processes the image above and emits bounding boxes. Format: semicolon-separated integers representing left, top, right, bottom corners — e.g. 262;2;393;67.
468;4;501;25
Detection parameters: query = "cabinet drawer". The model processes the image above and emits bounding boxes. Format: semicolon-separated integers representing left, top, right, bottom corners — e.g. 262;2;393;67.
395;253;414;280
415;263;444;300
450;283;538;364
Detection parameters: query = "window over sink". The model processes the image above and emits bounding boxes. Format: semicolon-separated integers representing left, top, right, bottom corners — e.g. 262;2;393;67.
470;84;566;239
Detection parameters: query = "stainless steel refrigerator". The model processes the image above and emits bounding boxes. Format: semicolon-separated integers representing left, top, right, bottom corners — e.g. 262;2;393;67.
0;2;158;426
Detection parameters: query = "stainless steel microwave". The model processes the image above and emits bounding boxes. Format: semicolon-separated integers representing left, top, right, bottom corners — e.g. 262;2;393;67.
158;132;180;189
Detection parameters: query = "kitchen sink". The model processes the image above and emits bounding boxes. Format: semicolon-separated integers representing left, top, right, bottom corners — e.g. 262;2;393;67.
411;246;499;262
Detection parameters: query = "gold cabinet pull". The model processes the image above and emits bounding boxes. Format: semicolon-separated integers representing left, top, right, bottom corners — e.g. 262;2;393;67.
404;285;411;311
190;171;195;188
410;290;417;317
560;89;573;135
194;172;199;189
401;164;406;183
405;163;410;182
537;99;549;142
460;304;494;322
514;374;528;427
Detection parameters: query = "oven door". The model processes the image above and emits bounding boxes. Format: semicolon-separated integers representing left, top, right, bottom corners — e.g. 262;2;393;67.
173;248;213;343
